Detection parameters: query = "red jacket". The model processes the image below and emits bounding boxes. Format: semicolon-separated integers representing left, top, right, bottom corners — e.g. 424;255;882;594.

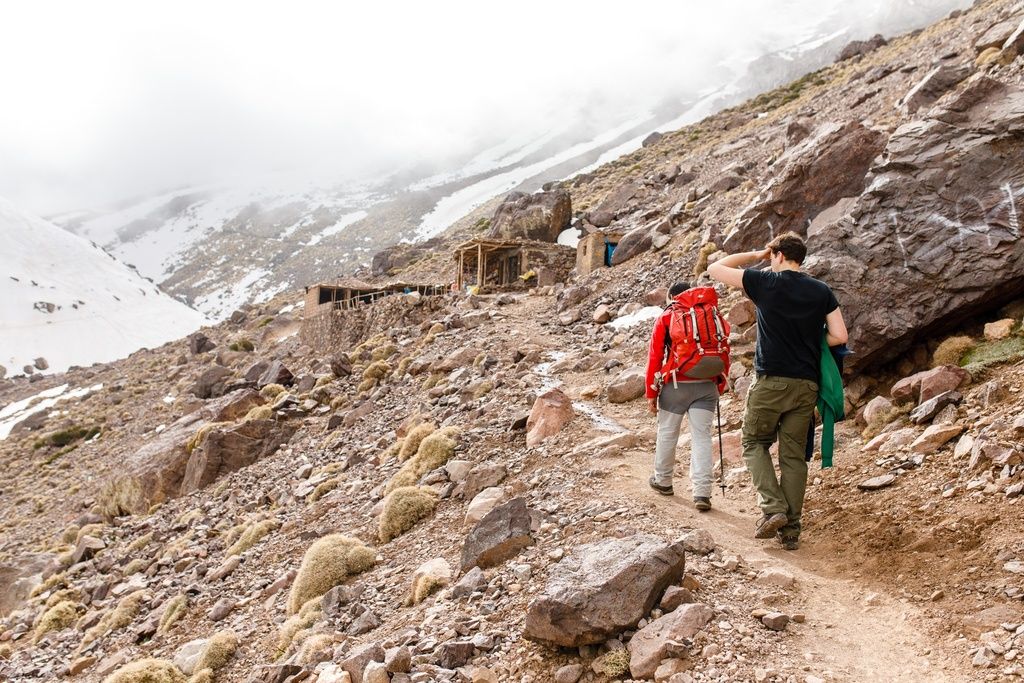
645;291;730;399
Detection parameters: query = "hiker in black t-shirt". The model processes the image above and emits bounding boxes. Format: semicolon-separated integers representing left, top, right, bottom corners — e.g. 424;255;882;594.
708;232;847;550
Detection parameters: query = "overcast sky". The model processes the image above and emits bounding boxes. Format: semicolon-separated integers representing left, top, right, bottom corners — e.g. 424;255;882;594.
0;1;967;215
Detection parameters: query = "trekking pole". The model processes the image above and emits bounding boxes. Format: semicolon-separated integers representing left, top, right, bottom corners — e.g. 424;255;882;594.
716;397;726;496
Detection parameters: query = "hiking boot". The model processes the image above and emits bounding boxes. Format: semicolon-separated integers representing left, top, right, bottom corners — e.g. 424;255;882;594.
694;497;712;511
648;476;673;496
753;512;788;539
780;536;800;551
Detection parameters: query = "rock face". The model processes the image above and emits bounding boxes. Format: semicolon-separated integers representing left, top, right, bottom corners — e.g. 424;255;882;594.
181;419;297;494
628;603;714;679
803;77;1024;370
726;121;886;252
104;412;295;515
523;534;686;647
526;388;574;447
460;497;533;572
487;190;571;243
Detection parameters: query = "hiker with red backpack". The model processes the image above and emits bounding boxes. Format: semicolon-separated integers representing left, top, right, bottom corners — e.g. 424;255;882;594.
708;232;848;550
645;281;731;511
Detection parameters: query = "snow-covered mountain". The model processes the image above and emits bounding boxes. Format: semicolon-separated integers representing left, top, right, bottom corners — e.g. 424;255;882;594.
52;0;967;322
0;198;207;377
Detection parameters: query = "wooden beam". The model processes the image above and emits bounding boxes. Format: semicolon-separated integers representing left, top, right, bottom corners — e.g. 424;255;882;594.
477;242;484;288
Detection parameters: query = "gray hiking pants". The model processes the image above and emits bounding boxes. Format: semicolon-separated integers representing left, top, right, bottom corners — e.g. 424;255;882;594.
653;380;717;498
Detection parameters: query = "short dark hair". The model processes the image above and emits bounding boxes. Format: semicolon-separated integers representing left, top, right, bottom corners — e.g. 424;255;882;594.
766;232;807;265
668;282;690;297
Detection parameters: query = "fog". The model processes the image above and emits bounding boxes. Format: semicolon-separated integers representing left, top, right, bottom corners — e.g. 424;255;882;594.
0;0;969;216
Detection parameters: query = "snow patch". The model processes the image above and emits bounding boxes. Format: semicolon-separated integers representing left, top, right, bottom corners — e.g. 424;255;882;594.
607;306;663;330
0;383;103;440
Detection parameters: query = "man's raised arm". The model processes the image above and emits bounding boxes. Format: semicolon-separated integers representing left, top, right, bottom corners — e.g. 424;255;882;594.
707;248;770;290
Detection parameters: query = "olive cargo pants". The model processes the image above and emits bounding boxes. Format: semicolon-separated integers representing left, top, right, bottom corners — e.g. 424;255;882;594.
741;375;818;539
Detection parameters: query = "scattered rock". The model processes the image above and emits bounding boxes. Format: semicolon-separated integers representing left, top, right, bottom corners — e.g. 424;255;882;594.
628;603;714;679
607;366;646;404
526;388;575;447
461;497;533;571
858;474;897;491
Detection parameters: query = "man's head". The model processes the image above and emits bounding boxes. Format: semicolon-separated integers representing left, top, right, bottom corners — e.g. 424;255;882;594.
668;282;690;303
765;232;807;271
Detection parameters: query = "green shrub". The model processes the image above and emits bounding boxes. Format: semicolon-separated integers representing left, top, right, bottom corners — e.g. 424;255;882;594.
228;339;255;352
961;335;1024;370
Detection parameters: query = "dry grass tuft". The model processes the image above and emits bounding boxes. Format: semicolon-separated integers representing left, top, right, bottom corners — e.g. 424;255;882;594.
372;343;397;361
296;633;336;665
362;360;391;381
693;241;719;277
123;558;150;576
194;630;238;674
378;487;438;543
276;598;322;656
286;535;376;614
932;335;975;367
34;600;81;641
186;422;231;455
226;519;278;555
129;532;154;552
387;427;459;492
102;658;186;683
260;383;286;399
398;422;436;462
308;478;339;503
83;590;145;645
158;594;187;635
242;405;273;422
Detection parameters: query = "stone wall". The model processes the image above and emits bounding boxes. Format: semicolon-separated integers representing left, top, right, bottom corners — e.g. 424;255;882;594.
300;294;449;350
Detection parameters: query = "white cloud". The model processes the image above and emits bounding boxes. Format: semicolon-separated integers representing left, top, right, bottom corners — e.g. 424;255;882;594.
0;0;968;214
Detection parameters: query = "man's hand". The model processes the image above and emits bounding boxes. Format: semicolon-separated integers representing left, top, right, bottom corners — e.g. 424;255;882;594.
707;249;769;289
647;398;658;415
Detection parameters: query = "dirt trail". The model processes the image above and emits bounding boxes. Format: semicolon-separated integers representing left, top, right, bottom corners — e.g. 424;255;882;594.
506;298;973;683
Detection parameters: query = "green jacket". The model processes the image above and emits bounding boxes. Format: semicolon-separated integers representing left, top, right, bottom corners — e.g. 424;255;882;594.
817;335;845;468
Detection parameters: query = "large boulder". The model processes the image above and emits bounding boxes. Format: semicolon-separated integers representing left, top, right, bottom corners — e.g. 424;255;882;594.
725;120;886;252
523;534;686;647
799;76;1024;371
181;419;297;494
526;388;575;447
101;412;205;515
487;190;571;243
199;389;266;422
588;183;639;228
460;497;533;572
628;603;714;679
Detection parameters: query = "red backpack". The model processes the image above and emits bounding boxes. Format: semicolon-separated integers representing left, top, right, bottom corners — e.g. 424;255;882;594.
661;286;731;383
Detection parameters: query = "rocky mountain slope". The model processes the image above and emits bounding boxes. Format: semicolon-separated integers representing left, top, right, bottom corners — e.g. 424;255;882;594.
0;198;207;378
51;0;964;323
3;1;1024;682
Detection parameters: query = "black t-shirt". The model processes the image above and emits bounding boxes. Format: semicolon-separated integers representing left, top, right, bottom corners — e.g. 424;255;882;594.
741;269;839;382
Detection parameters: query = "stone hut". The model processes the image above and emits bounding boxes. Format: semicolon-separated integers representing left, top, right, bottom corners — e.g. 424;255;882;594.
576;231;621;276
